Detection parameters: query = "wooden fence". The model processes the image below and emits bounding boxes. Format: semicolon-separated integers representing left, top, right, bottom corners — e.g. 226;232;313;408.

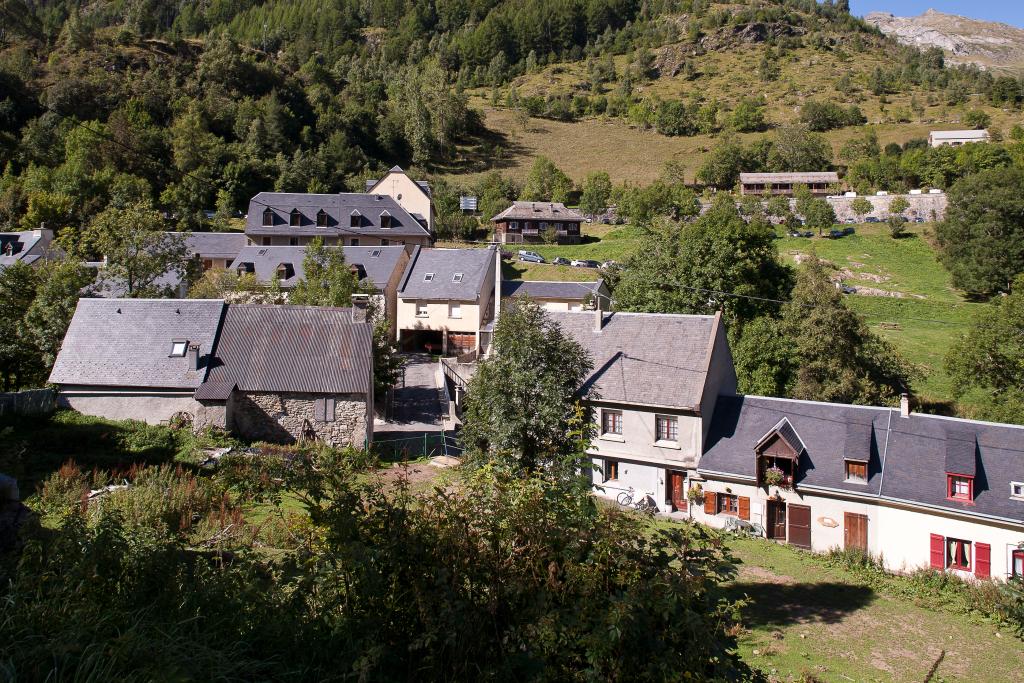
0;388;55;418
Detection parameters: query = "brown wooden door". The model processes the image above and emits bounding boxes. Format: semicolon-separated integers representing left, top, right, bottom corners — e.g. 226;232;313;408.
787;504;811;549
844;512;868;551
766;501;786;540
669;472;686;511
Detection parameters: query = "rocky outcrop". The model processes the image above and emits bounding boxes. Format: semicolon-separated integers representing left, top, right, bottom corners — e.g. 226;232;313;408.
866;9;1024;71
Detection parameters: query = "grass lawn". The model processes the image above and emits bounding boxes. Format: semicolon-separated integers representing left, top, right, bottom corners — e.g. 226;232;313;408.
722;536;1024;682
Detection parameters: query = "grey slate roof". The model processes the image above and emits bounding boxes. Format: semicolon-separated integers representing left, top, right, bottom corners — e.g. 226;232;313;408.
398;246;495;301
501;279;604;301
930;130;988;140
739;172;839;184
699;395;1024;524
203;305;372;395
176;232;248;260
491;201;585;222
245;192;429;238
547;311;720;410
0;230;53;268
227;245;407;290
48;298;226;389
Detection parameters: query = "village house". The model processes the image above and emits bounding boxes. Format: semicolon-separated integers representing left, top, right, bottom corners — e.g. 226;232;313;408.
500;279;609;312
491;201;585;244
365;166;436;234
928;129;990;147
395;246;498;355
48;298;373;448
181;231;249;272
0;227;56;270
693;394;1024;582
548;308;737;514
739;172;840;197
228;244;412;337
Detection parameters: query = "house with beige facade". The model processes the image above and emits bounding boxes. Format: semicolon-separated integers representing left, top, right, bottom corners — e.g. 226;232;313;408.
548;309;737;513
365;166;435;234
693;394;1024;582
501;279;608;312
49;299;374;448
395;246;498;355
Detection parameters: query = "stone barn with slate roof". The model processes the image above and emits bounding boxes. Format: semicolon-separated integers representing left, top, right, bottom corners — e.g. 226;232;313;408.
49;299;374;448
694;394;1024;582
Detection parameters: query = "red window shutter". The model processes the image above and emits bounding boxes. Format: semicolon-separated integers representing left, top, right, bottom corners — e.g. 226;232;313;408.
975;543;991;579
738;496;751;521
704;492;716;515
929;534;945;570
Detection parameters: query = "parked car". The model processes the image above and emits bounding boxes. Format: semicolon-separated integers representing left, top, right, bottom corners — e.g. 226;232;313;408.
865;216;880;223
552;257;571;266
842;227;855;236
829;229;844;239
518;250;545;263
571;259;601;268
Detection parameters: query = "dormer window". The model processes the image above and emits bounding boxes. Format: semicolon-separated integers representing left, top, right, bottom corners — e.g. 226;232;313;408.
277;263;295;280
290;209;302;227
948;475;974;502
452;273;464;283
754;417;804;489
350;210;361;228
423;273;435;282
945;428;976;503
262;208;274;226
236;262;255;275
316;209;329;227
844;460;867;484
169;339;188;357
380;211;392;229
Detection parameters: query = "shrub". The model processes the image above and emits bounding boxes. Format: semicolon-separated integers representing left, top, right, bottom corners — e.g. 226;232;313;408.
37;461;89;518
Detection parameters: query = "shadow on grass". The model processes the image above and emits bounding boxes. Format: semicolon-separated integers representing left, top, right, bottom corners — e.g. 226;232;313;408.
1;412;184;490
726;581;876;627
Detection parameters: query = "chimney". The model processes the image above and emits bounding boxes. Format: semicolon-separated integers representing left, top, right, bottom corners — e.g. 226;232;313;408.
593;294;604;332
351;293;371;323
899;393;910;418
187;344;201;371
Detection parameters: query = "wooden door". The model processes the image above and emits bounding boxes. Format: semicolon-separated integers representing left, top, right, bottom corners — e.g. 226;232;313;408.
787;504;811;549
843;512;868;551
766;501;786;540
669;472;686;512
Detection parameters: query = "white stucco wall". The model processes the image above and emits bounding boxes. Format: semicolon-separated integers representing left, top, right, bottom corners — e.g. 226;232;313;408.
58;387;200;425
589;405;702;467
369;171;435;233
591;456;686;512
694;478;1024;581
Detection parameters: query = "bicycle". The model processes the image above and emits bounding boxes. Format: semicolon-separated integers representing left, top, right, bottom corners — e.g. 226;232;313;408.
616;487;656;514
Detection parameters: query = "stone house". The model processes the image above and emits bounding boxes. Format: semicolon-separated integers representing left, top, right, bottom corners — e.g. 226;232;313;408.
49;299;373;448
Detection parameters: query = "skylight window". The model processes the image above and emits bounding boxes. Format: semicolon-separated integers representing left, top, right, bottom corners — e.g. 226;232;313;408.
452;273;464;283
371;249;382;257
169;340;188;357
423;273;435;282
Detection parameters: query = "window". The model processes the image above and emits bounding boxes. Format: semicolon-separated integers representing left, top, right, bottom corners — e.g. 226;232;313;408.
262;208;274;226
449;302;462;319
289;237;299;246
381;239;389;246
509;221;519;230
290;209;302;227
316;209;328;227
717;493;739;516
350;238;359;246
946;538;972;570
1013;550;1024;578
314;397;336;423
416;301;429;317
423;273;435;282
602;410;622;436
277;263;294;280
603;459;619;482
452;273;464;283
845;460;868;483
655;415;678;443
948;474;973;501
380;213;392;229
371;249;382;257
350;212;361;228
262;237;272;246
169;340;188;357
1011;482;1024;500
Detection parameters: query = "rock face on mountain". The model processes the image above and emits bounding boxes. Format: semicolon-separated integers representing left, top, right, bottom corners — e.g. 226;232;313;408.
866;9;1024;71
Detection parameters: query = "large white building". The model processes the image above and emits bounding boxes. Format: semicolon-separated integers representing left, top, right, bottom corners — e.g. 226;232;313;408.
928;129;990;147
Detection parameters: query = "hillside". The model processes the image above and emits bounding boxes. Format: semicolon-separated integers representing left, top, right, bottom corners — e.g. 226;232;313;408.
866;9;1024;72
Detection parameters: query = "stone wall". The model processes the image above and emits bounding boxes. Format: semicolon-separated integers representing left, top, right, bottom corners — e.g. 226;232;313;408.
826;193;948;222
229;392;369;447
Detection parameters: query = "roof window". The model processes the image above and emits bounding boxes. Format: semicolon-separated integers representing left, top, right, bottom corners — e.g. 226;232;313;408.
423;272;435;282
371;249;382;257
452;273;464;283
169;339;188;357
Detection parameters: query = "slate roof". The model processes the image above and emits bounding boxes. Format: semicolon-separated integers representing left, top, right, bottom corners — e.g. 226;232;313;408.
930;130;989;140
202;305;372;395
501;279;604;301
48;299;226;389
176;232;248;260
547;311;722;410
739;172;839;184
491;201;585;222
0;230;53;268
398;246;495;301
699;395;1024;524
227;245;407;290
245;192;429;238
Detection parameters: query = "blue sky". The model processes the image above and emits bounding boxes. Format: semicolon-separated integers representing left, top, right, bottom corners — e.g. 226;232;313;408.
849;1;1024;28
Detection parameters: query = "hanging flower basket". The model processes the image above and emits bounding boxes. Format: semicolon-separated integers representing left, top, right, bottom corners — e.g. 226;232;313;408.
763;466;787;488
